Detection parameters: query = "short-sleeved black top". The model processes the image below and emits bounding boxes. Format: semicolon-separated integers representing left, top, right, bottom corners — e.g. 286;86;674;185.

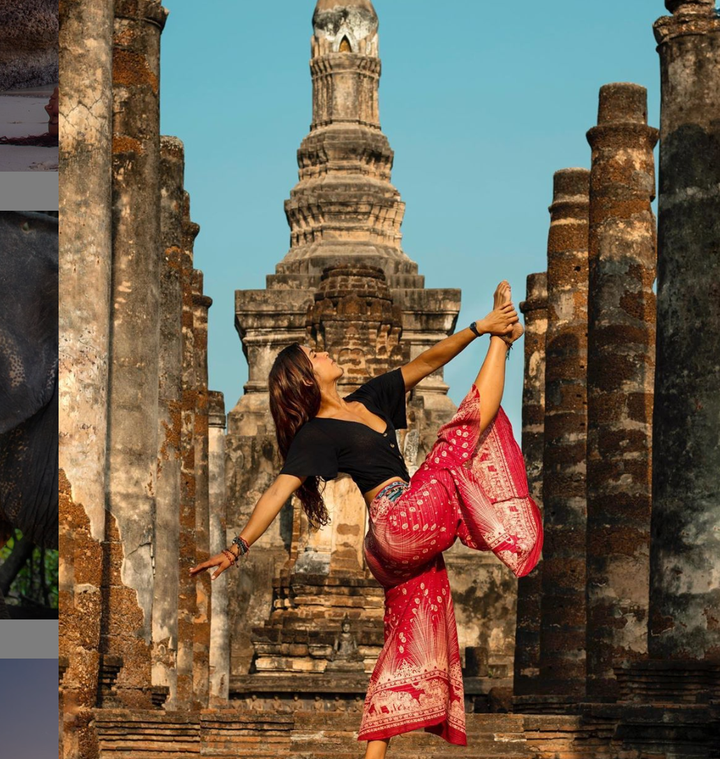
279;367;410;494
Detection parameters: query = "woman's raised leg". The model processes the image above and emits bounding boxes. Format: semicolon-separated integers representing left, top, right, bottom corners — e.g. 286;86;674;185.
473;335;510;437
473;280;523;436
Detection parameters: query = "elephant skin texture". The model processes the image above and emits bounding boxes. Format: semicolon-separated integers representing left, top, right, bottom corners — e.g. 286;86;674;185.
0;212;58;618
0;0;58;91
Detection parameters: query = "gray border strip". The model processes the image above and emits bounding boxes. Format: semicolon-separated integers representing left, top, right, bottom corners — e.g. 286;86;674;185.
0;620;58;658
0;172;58;210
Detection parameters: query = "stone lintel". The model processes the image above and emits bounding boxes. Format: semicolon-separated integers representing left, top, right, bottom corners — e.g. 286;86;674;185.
230;673;512;696
266;270;425;291
235;288;314;328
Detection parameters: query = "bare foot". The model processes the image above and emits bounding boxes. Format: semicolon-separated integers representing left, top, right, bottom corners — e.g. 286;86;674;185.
506;319;525;345
494;281;524;346
493;280;511;309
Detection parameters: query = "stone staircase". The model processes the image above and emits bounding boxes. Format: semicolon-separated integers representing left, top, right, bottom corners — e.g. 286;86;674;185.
93;709;545;758
289;713;540;759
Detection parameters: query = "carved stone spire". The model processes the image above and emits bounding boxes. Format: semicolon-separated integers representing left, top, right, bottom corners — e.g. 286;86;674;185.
276;0;415;280
312;0;379;60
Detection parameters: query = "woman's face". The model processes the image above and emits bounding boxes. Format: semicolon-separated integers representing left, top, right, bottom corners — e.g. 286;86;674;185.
300;345;343;385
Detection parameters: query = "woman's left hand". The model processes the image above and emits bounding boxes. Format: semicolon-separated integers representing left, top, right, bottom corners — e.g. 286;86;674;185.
476;302;518;338
189;551;235;581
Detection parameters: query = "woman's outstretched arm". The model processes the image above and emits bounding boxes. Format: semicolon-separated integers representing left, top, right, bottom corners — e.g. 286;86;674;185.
189;473;304;580
400;301;518;392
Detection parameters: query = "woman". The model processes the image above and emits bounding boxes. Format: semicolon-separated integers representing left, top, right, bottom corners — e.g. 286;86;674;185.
190;281;542;758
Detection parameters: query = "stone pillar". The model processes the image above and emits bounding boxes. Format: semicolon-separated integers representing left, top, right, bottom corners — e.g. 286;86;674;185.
176;192;199;709
585;83;658;700
58;0;113;755
208;391;229;705
537;168;590;700
649;0;720;666
192;269;213;707
514;272;548;696
103;0;167;708
151;136;185;709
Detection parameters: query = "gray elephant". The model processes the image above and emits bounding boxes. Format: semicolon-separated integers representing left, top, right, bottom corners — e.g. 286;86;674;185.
0;212;57;618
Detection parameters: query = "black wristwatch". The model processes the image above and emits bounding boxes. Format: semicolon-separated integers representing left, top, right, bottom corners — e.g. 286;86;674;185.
468;321;481;337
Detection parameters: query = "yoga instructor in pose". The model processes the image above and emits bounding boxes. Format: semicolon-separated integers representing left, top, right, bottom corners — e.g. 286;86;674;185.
190;281;543;758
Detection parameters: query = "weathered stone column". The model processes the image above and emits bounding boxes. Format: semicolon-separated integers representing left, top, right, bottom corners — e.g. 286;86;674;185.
537;168;590;700
649;0;720;666
176;192;199;709
585;83;658;700
192;269;213;708
58;0;113;755
514;272;548;696
103;0;167;708
208;391;229;705
151;136;185;709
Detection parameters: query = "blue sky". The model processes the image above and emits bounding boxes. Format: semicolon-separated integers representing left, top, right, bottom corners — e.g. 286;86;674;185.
0;659;58;756
160;0;667;437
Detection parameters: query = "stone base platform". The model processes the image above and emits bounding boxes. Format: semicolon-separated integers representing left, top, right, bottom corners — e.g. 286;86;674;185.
90;700;720;759
92;710;540;758
230;673;514;715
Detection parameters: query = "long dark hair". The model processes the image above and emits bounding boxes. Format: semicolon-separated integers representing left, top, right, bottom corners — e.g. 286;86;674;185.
269;343;329;528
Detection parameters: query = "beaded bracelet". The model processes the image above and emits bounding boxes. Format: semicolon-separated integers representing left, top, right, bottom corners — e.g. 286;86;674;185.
221;548;237;567
491;334;513;360
232;535;250;557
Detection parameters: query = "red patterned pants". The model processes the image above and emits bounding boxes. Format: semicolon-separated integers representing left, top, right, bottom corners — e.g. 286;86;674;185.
358;384;543;745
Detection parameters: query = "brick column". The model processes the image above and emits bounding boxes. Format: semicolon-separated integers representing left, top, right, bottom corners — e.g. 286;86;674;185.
649;0;720;667
103;0;167;709
514;272;548;696
585;83;658;700
537;169;590;700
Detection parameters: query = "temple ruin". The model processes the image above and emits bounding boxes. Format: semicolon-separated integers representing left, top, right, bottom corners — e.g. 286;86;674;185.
59;0;720;757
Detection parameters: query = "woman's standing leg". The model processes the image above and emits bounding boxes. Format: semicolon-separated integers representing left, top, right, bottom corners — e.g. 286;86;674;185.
360;482;467;747
364;738;389;759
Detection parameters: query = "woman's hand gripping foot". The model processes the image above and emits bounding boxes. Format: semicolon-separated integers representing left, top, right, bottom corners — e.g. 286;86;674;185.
477;281;520;345
495;280;524;349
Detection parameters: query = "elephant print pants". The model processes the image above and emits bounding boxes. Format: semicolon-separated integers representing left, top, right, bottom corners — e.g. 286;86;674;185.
358;384;543;745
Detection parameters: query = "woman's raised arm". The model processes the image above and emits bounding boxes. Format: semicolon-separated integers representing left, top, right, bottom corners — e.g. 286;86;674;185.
400;300;518;393
189;473;305;581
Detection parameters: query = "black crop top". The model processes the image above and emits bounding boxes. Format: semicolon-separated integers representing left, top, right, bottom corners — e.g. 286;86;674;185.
279;368;410;494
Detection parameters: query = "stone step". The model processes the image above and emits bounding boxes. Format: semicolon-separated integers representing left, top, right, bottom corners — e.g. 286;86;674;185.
290;713;538;758
93;708;547;758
